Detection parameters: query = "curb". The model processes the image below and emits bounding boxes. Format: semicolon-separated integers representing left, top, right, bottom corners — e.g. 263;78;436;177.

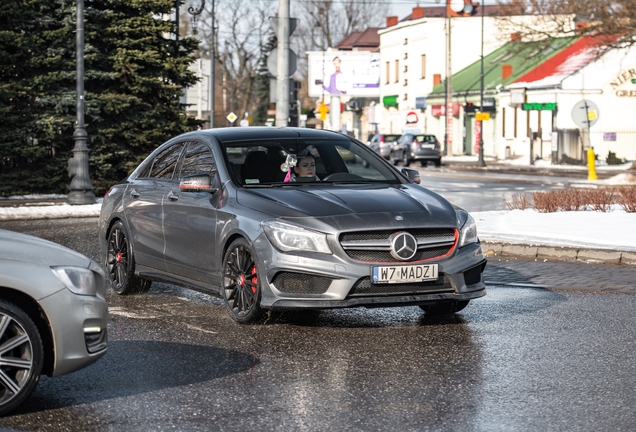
482;241;636;265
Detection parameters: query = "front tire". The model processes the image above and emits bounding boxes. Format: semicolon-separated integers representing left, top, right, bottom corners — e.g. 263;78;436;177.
222;238;264;324
106;221;151;295
0;300;44;417
419;300;469;315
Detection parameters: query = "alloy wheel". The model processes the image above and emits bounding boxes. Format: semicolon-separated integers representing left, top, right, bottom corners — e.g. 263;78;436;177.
0;312;36;409
107;225;129;291
223;243;261;321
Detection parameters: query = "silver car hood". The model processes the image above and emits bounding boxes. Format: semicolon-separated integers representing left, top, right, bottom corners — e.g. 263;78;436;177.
0;229;91;267
237;184;458;231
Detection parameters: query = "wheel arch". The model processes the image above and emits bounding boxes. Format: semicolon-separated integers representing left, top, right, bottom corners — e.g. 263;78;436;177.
0;288;54;376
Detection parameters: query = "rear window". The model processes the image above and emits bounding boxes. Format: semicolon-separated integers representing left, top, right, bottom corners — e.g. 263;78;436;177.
384;135;400;142
415;135;437;143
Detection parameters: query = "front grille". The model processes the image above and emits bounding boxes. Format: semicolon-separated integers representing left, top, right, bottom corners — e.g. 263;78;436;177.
339;228;456;263
347;274;455;298
271;272;333;294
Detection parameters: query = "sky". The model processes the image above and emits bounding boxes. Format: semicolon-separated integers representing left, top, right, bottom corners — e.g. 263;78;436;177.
1;197;634;253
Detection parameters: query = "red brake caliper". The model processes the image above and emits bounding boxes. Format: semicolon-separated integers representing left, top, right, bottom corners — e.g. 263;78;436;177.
250;266;257;294
116;252;122;263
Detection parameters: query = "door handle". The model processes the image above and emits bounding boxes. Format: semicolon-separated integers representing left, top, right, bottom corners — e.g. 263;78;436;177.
167;191;179;201
130;189;140;198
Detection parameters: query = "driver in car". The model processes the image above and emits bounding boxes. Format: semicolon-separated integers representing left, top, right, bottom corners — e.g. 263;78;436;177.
283;149;321;182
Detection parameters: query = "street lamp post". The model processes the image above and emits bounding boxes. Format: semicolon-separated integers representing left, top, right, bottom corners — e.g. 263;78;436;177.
476;0;486;167
67;0;95;205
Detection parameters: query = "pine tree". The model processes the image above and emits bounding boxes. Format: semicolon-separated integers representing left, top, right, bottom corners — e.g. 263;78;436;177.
252;30;276;126
0;0;203;196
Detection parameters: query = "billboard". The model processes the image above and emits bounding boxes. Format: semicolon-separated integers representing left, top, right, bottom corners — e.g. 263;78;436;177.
307;51;380;98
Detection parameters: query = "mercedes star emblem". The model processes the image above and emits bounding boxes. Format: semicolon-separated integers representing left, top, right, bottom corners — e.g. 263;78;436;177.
389;231;418;261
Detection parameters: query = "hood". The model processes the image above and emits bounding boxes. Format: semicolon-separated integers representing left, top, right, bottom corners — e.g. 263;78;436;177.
0;229;92;268
237;184;458;231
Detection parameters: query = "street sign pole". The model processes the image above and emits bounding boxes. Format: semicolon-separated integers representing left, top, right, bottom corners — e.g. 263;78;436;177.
275;0;290;127
476;0;486;167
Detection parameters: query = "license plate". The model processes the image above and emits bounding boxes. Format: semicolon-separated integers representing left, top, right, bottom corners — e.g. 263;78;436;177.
372;264;438;284
421;144;435;149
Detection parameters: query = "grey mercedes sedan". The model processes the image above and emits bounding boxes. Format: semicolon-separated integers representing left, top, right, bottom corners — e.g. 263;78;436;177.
99;128;486;323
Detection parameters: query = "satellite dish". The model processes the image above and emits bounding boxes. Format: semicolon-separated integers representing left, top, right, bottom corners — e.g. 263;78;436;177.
450;0;465;12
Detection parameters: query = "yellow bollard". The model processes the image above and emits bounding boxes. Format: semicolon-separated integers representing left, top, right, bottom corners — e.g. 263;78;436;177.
587;147;598;181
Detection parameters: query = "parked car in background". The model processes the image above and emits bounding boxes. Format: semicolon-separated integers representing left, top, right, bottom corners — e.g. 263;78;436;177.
368;134;401;161
393;134;442;167
0;230;108;415
99;127;486;324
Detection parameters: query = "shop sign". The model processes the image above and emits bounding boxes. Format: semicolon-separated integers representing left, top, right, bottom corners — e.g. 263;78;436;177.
510;88;526;105
603;132;617;142
415;97;427;109
616;90;636;97
521;102;557;111
431;103;461;117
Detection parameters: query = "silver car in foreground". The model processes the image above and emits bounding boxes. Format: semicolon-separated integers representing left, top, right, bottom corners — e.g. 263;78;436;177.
99;127;486;324
0;229;108;415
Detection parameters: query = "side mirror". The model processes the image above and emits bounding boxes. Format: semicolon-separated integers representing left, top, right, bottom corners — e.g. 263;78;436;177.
179;173;218;193
401;167;421;184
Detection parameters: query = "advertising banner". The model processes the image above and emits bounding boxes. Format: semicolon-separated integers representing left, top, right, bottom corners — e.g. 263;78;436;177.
307;51;380;98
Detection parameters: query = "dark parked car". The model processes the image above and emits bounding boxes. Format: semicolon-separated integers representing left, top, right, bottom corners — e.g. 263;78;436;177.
367;134;401;160
99;128;486;324
0;230;108;415
393;134;442;167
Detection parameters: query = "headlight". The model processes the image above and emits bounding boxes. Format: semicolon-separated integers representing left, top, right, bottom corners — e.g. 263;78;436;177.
51;266;97;296
457;211;478;247
262;220;332;254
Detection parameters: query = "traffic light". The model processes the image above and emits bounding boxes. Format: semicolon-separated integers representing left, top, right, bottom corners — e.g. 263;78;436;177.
464;102;478;113
447;0;479;17
289;79;301;127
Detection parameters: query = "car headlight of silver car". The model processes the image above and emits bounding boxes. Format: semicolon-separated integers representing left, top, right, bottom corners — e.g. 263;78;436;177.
457;210;478;247
51;266;98;296
262;220;332;254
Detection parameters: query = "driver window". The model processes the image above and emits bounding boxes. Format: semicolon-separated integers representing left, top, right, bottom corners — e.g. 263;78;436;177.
148;143;184;179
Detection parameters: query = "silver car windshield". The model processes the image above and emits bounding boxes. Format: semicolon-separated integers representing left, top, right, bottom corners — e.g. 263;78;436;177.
223;138;402;187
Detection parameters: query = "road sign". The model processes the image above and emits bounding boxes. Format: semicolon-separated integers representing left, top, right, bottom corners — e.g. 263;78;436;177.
572;100;599;129
239;119;249;127
267;48;297;77
269;17;298;38
476;112;490;121
226;112;237;123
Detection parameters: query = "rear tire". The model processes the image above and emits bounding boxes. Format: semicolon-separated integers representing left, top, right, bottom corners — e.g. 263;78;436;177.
106;221;152;295
419;300;469;315
0;300;44;417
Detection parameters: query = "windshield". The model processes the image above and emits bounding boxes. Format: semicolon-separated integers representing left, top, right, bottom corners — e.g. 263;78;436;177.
223;138;403;187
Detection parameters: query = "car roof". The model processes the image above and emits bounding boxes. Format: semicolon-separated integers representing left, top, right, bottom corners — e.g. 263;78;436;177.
170;127;350;143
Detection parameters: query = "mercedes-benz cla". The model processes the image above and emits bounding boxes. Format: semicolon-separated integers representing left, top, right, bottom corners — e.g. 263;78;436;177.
99;128;486;323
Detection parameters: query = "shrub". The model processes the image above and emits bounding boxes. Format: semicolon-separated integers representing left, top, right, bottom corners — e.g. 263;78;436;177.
606;151;627;165
504;187;636;213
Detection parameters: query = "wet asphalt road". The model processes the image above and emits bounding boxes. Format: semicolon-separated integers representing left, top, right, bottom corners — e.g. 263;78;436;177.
1;218;636;431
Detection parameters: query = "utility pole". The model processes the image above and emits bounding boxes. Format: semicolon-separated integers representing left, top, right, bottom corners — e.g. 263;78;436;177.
275;0;290;127
209;0;215;128
476;0;486;167
67;0;95;205
444;11;453;156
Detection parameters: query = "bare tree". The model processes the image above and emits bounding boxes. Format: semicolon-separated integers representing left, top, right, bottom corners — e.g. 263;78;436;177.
497;0;636;49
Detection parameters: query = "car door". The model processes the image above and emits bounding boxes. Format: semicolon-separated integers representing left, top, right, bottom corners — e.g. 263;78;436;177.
124;142;185;272
162;141;219;284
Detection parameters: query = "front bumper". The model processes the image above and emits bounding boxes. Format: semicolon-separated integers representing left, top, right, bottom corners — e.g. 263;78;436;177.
38;287;108;377
253;234;486;311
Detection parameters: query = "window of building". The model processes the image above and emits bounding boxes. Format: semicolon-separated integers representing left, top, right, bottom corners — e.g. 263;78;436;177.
404;52;408;60
385;61;390;84
395;60;399;83
404;79;408;86
404;38;408;45
404;64;408;73
403;93;408;100
421;54;426;79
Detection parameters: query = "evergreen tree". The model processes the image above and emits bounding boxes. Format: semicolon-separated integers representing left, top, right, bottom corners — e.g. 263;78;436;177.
0;0;202;196
252;30;276;126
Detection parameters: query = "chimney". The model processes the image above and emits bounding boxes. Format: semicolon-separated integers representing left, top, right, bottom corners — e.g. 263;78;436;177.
502;64;513;81
510;32;521;42
412;7;424;19
386;16;398;27
433;74;442;86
